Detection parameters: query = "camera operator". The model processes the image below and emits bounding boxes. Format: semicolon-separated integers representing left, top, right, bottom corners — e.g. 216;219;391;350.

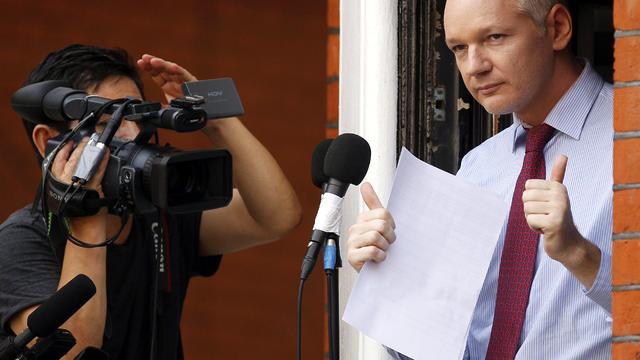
0;44;302;359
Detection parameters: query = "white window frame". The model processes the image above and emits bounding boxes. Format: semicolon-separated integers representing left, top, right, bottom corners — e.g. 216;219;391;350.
339;0;398;359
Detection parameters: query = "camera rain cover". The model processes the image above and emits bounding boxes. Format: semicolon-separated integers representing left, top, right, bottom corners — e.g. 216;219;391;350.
181;78;244;119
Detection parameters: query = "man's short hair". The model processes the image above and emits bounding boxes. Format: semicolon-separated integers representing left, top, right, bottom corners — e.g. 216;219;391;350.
515;0;569;33
20;44;145;165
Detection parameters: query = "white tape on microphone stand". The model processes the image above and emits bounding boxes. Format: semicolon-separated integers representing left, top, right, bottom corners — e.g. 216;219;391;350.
313;193;343;235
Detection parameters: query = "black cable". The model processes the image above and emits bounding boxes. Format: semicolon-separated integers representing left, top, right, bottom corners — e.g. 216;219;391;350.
97;98;139;145
297;279;305;360
59;211;127;248
91;98;126;127
110;139;134;155
63;214;128;248
71;98;137;185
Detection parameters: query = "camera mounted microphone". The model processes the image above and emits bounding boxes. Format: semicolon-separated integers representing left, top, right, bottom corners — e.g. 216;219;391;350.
300;134;371;281
0;274;96;360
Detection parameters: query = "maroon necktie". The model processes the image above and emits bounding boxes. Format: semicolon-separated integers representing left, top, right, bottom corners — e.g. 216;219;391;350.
485;123;555;359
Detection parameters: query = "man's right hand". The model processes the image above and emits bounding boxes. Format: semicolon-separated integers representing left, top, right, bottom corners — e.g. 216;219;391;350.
52;138;109;196
52;137;110;243
347;182;396;272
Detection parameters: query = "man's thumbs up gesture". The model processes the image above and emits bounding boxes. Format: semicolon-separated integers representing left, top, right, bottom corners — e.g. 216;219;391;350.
523;155;601;289
347;182;396;272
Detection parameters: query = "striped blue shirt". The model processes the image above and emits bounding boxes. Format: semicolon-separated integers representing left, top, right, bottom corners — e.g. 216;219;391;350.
461;62;612;359
390;62;612;359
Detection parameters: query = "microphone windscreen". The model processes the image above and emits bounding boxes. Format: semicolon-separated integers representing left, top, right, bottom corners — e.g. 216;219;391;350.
311;138;334;189
323;133;371;185
27;274;96;337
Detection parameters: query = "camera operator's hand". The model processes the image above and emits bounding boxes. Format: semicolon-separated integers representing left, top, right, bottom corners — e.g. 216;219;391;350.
52;138;110;196
51;137;110;244
137;53;302;255
137;54;198;104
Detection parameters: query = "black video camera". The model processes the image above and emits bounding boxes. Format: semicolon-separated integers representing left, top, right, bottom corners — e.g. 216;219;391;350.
11;78;244;217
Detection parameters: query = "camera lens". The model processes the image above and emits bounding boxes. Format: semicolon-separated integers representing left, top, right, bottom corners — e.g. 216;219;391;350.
142;148;232;214
166;161;209;206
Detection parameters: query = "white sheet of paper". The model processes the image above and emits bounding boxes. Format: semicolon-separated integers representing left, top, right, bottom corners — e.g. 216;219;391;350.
343;147;509;360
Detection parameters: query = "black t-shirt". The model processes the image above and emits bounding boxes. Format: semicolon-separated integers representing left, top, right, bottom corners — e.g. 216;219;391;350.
0;205;221;359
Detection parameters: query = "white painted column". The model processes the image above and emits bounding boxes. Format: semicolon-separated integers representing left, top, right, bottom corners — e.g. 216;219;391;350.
339;0;397;359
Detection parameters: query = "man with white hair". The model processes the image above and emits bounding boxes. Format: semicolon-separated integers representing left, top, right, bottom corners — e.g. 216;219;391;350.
347;0;612;358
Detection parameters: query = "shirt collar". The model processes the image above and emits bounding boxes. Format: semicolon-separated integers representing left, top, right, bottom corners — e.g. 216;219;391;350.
510;60;605;152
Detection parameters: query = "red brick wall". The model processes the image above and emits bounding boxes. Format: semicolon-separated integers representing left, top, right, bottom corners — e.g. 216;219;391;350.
327;0;340;140
0;1;327;358
612;0;640;358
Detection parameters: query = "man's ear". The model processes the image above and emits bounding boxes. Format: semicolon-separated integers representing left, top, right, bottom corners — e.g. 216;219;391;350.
546;4;573;51
32;124;60;159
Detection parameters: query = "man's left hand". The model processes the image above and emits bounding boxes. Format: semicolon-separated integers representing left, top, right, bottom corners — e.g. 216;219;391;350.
523;155;581;260
137;54;198;104
523;155;601;289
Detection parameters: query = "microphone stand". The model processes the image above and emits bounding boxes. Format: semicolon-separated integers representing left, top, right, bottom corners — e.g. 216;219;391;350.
323;233;341;360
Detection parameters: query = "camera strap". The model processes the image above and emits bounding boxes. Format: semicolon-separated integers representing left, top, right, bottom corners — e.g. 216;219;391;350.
146;210;173;360
44;173;110;217
149;211;171;293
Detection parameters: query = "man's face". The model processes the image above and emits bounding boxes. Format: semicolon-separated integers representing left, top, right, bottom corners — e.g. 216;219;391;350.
444;0;554;116
85;75;142;140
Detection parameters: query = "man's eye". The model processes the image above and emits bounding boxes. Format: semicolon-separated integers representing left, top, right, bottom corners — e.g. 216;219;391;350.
452;45;466;52
489;34;503;40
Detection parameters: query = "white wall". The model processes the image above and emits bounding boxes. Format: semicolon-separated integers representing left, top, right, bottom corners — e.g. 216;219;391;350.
339;0;398;358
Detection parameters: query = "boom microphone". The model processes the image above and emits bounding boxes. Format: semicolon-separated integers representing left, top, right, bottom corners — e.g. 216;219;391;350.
0;274;96;360
300;134;370;280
